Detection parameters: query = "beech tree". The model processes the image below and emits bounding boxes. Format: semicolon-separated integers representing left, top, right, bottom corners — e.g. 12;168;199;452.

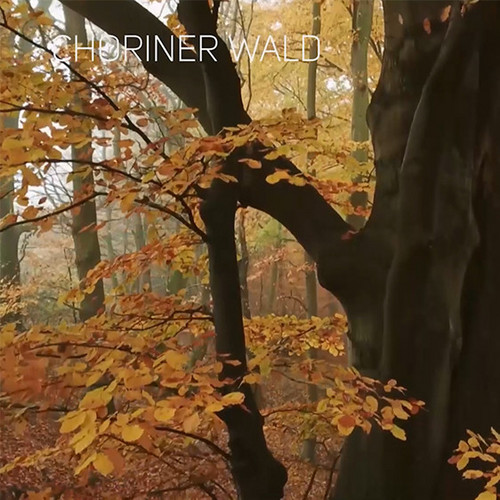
63;5;105;321
1;0;499;499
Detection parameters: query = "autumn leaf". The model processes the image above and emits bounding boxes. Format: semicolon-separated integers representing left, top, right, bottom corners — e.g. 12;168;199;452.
79;387;113;410
238;158;262;169
221;391;245;406
337;415;356;436
93;452;114;476
475;492;496;500
121;424;144;442
120;192;136;212
165;350;188;370
60;411;86;434
390;425;407;441
457;454;470;471
183;413;200;434
363;395;378;413
72;427;97;454
206;402;224;413
21;166;41;187
266;170;291;184
154;407;176;423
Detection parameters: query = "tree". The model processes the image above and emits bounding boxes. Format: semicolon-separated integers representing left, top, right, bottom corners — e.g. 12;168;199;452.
62;6;105;321
0;116;22;286
1;0;498;499
346;0;374;231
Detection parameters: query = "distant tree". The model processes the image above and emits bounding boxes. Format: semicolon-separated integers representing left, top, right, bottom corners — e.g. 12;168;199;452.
63;6;104;320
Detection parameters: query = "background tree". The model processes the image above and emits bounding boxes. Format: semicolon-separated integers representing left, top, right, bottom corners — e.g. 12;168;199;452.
62;6;105;321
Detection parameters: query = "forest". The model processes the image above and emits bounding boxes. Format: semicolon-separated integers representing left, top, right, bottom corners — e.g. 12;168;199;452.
0;0;499;499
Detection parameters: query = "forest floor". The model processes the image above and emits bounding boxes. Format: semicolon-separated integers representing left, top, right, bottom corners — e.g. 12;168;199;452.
0;380;342;499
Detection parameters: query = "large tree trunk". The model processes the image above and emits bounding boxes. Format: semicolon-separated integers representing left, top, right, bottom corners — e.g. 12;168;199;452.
333;2;500;499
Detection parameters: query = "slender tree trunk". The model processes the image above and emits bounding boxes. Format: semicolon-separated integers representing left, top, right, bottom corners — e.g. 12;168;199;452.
237;210;251;319
301;0;321;464
132;212;152;292
0;176;20;286
0;117;21;286
104;205;118;289
265;259;279;315
264;224;282;315
346;0;373;231
63;7;104;321
301;252;320;463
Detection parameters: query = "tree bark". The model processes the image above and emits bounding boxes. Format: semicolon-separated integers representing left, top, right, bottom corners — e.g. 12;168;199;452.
0;117;21;286
301;0;321;463
63;7;105;321
236;211;251;319
334;3;500;499
346;0;373;231
132;212;152;292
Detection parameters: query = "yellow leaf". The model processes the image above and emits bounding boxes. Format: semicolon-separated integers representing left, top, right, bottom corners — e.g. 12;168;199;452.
2;136;33;150
475;492;496;500
183;413;200;433
60;411;86;434
463;470;484;479
73;427;97;454
85;372;103;387
165;350;187;370
457;454;469;471
288;176;307;187
142;170;156;183
75;452;96;474
99;419;111;434
79;387;113;410
458;440;469;452
468;436;480;448
390;425;406;441
221;392;245;406
120;192;136;212
121;424;144;442
243;373;261;385
206;402;224;413
154;407;176;423
364;395;378;413
266;170;290;184
93;452;114;476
